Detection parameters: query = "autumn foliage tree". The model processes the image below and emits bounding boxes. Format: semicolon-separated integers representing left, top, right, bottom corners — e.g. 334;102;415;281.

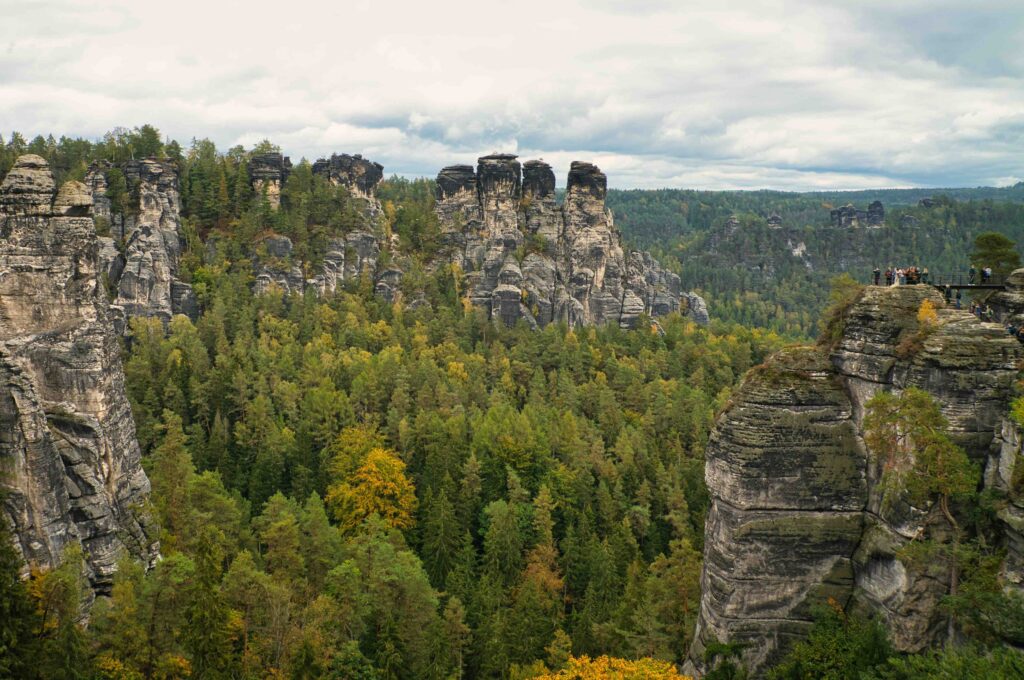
531;654;692;679
327;447;417;533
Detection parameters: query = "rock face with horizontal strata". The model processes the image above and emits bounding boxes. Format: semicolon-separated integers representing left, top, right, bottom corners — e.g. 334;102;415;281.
0;155;159;603
434;155;703;328
687;285;1021;676
244;151;703;327
85;159;196;333
249;152;292;209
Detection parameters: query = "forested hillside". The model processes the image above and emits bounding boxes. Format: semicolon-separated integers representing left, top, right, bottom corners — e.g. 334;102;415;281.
3;126;1024;679
608;188;1024;336
0;127;780;678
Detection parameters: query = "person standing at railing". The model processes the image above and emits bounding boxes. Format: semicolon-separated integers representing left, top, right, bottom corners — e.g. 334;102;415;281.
969;266;977;284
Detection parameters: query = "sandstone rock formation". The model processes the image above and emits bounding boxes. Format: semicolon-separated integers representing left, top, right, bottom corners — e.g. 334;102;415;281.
247;152;700;328
85;159;196;332
250;152;390;297
313;153;384;215
254;227;390;298
985;268;1024;326
687;284;1021;676
249;152;292;209
830;200;884;228
0;155;158;601
434;155;700;328
990;419;1024;598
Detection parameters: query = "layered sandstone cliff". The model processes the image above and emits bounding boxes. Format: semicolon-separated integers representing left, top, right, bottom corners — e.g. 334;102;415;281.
247;151;700;328
0;155;158;599
86;159;196;332
249;152;292;209
687;284;1021;676
435;155;695;328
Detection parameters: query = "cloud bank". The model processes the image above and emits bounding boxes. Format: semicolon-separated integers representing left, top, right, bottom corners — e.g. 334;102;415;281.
2;0;1022;189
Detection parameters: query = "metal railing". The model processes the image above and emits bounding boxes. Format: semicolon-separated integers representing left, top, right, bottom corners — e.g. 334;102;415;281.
927;272;1008;287
868;271;1009;287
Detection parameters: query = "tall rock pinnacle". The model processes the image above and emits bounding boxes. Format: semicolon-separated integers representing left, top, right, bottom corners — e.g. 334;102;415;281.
0;155;159;603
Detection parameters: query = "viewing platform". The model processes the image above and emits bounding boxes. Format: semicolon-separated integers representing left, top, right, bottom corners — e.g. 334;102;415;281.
927;272;1008;290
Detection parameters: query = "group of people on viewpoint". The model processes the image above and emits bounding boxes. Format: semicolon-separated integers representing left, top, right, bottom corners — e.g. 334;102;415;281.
873;266;928;286
872;266;929;284
869;264;1024;344
871;265;996;287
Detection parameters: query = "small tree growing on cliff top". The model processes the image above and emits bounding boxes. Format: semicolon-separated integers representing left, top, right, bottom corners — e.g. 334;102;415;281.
971;231;1021;274
817;274;864;350
864;387;978;641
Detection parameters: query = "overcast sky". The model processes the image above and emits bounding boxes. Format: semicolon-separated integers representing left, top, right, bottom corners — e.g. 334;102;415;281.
2;0;1023;190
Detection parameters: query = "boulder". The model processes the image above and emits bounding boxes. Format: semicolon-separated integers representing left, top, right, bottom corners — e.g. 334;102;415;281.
0;154;55;215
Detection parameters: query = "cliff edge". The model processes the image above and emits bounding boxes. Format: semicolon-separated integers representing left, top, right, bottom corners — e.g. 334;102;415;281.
0;155;158;601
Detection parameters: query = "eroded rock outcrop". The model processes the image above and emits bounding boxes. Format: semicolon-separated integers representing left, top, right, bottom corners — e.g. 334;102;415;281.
435;155;701;328
0;155;158;601
830;201;885;228
244;151;699;327
687;285;1021;676
249;152;292;209
985;268;1024;326
85;159;196;332
313;153;384;216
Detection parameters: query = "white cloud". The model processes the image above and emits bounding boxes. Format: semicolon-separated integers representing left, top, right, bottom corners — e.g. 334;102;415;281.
0;0;1021;189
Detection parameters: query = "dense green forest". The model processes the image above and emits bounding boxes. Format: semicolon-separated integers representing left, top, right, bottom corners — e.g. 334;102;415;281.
607;188;1024;336
2;126;1024;678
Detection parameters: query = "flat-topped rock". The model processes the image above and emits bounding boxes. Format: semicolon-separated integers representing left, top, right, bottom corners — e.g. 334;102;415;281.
312;153;384;197
436;165;477;200
522;160;556;199
566;161;607;200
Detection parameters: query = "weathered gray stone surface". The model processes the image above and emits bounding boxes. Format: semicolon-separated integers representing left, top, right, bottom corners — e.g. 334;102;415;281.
244;151;700;328
0;155;158;602
990;419;1024;597
985;268;1024;326
830;201;885;228
312;153;384;218
249;152;292;209
85;159;196;328
687;284;1021;677
434;155;701;328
